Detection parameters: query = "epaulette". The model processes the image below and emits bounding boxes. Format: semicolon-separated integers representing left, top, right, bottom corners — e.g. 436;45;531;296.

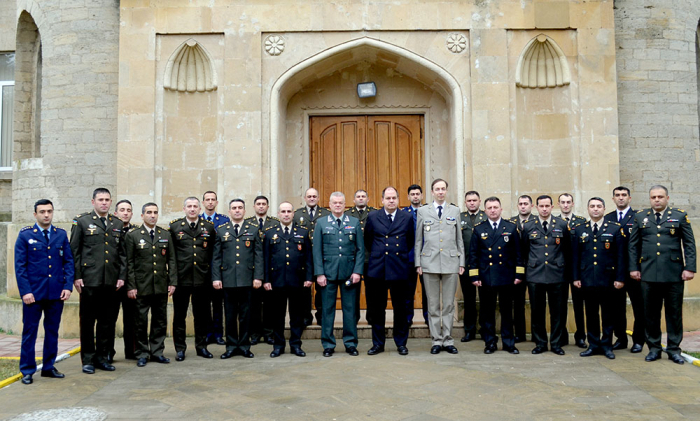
244;216;255;220
248;221;259;227
523;218;536;224
74;212;90;220
264;225;276;231
607;221;621;227
474;220;488;227
571;221;585;228
19;226;32;232
296;224;309;230
420;203;429;207
202;219;214;225
170;217;183;224
268;216;279;221
55;227;66;232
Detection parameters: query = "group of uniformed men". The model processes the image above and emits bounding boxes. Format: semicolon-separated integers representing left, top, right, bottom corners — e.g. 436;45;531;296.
14;181;695;384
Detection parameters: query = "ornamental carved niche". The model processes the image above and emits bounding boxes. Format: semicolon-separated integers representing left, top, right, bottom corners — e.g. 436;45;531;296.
515;34;571;89
163;39;218;93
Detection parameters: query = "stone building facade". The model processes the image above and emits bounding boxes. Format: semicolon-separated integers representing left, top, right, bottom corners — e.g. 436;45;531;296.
1;0;699;335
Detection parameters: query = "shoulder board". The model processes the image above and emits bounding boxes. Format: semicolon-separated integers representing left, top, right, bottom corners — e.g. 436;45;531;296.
268;216;279;221
202;219;214;225
55;227;66;232
19;226;33;232
523;219;536;225
571;221;585;228
248;221;259;227
170;218;183;224
295;225;309;231
264;225;276;231
420;203;429;207
502;219;516;226
75;212;91;219
449;203;457;207
244;216;255;220
608;221;621;227
474;220;487;227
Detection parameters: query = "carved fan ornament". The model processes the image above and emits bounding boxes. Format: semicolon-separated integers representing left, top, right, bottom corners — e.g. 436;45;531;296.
515;34;571;89
163;39;217;93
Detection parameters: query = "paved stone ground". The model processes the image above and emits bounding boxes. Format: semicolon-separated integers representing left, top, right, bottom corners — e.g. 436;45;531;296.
0;334;80;358
2;337;700;420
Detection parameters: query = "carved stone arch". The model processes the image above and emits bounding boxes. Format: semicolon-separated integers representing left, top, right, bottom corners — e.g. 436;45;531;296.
515;34;571;89
163;39;217;92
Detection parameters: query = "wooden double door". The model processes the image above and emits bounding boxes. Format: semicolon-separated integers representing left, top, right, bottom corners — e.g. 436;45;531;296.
309;114;425;311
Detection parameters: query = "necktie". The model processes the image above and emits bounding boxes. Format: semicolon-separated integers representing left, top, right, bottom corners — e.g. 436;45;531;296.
493;222;498;231
336;218;342;227
234;224;239;236
150;229;154;241
619;211;623;222
259;218;263;227
542;221;548;232
207;215;212;222
655;212;661;225
469;213;476;225
388;213;393;223
285;226;289;235
437;205;443;219
190;222;196;230
565;217;570;223
100;216;107;228
593;224;598;236
43;229;49;243
359;209;364;218
309;207;315;220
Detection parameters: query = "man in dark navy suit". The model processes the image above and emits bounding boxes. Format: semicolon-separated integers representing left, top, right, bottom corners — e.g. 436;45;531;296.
402;184;427;326
15;199;74;385
573;197;626;359
364;187;415;355
603;186;643;353
468;197;524;354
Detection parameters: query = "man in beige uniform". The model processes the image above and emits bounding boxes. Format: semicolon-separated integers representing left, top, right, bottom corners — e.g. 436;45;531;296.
415;179;465;355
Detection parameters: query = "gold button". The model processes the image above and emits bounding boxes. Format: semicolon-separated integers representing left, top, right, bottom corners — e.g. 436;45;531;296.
545;245;548;248
105;233;108;237
154;270;157;273
594;262;597;265
440;248;443;251
105;250;109;254
489;255;492;258
386;252;389;255
237;239;240;242
286;262;289;265
194;262;197;265
286;240;289;243
48;246;51;250
396;253;399;255
499;262;502;265
593;239;597;242
48;256;51;259
440;239;443;242
48;274;52;277
385;235;389;238
544;236;548;239
193;245;197;248
286;247;289;250
153;254;156;257
105;242;108;245
657;243;660;246
153;262;156;265
657;234;661;237
545;253;549;256
657;252;660;255
489;263;493;266
236;253;240;257
152;246;155;249
105;260;109;263
593;254;597;257
488;248;492;251
236;246;240;249
396;244;399;247
48;265;52;268
499;254;502;257
386;244;389;247
439;230;443;233
236;261;240;264
545;261;548;265
194;253;197;256
657;225;661;229
286;254;289;258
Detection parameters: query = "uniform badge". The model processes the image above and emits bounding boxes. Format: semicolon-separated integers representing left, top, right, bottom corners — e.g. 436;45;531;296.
300;217;304;224
298;244;302;251
481;232;488;239
581;232;589;239
272;234;278;241
139;239;146;249
643;218;648;225
425;226;431;232
203;241;208;248
670;228;676;235
28;239;35;244
504;235;509;243
605;242;611;249
349;234;353;241
60;249;64;257
555;238;561;245
178;232;185;239
88;224;98;235
162;248;167;256
246;240;251;247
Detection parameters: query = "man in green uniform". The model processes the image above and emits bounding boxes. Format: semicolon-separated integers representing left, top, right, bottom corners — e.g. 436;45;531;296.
313;192;365;357
629;185;696;364
125;203;177;367
459;190;486;343
345;189;377;323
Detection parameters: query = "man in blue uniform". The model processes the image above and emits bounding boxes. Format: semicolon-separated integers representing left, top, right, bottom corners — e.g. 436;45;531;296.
201;191;230;347
16;199;74;385
313;192;365;357
468;197;524;354
402;184;427;326
572;197;626;359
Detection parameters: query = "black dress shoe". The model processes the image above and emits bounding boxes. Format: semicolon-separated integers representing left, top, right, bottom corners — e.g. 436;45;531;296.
220;350;235;359
669;353;685;365
137;358;148;367
604;350;616;360
504;346;520;355
40;368;65;378
266;337;275;345
82;364;95;374
323;348;335;357
291;347;306;357
270;349;283;358
250;337;259;346
484;344;497;354
367;345;385;355
95;362;116;371
443;345;459;354
461;332;475;343
346;347;359;356
430;345;442;354
397;346;409;355
531;346;547;355
151;355;170;364
242;350;255;358
552;348;566;356
645;351;661;362
612;341;627;351
175;351;186;361
514;336;525;344
21;374;33;385
630;343;644;353
197;349;214;359
575;339;587;349
580;348;595;357
216;337;226;346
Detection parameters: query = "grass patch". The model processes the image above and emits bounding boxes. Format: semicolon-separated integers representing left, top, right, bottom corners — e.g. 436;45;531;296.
686;351;700;359
0;359;19;381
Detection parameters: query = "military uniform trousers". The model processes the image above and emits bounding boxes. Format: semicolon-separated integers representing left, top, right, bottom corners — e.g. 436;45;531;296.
581;286;615;351
135;293;168;359
565;283;587;343
223;287;253;352
112;287;137;360
207;287;224;342
459;272;480;336
479;284;515;349
172;285;211;353
250;287;273;341
406;272;428;326
20;299;64;376
612;279;645;346
423;273;459;347
528;282;568;349
320;281;359;350
512;282;527;340
366;277;409;348
269;286;306;350
642;281;685;355
80;285;118;365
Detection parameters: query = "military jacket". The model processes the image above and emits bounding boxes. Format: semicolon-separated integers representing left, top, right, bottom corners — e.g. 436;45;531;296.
168;217;216;287
604;209;637;237
313;214;365;281
460;210;487;269
15;224;74;300
468;219;524;286
508;214;535;235
125;226;177;295
200;212;230;229
364;209;415;281
263;223;312;288
559;214;586;230
401;205;421;262
520;216;572;284
294;206;331;240
245;215;280;231
628;207;696;282
571;221;626;287
212;220;264;287
414;203;465;274
70;210;127;287
344;206;377;232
